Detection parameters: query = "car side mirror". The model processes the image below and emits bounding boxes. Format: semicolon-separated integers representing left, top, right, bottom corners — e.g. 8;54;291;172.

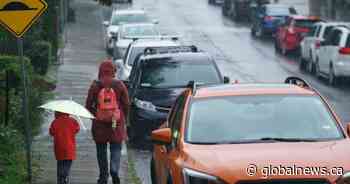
224;76;230;84
151;128;172;145
153;19;159;24
346;123;350;137
114;59;123;68
103;21;110;27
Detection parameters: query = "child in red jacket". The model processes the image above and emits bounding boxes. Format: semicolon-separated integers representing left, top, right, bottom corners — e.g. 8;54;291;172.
49;112;80;184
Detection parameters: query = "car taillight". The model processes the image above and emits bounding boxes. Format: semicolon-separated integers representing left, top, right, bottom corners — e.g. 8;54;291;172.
339;48;350;55
264;16;273;21
315;41;321;49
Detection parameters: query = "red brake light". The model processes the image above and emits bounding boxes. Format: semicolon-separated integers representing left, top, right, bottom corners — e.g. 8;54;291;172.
264;16;273;21
339;48;350;55
315;41;321;49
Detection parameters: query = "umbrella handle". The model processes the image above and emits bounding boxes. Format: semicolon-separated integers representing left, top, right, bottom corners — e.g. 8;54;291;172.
77;116;87;131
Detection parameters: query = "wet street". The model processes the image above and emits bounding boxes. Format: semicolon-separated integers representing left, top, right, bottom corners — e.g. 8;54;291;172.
114;0;350;183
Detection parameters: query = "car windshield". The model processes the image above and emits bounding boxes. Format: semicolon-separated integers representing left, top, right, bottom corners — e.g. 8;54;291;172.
111;13;149;25
187;95;343;144
266;7;291;16
295;20;319;29
140;59;221;88
121;25;159;38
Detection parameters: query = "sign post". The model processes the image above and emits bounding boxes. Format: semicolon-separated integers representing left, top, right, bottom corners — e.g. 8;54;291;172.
18;37;33;183
0;0;47;183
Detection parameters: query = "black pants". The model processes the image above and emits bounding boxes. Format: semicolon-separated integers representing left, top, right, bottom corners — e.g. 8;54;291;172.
57;160;73;184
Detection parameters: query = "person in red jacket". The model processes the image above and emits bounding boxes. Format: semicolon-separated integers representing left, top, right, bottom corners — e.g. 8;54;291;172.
86;59;129;184
50;111;80;184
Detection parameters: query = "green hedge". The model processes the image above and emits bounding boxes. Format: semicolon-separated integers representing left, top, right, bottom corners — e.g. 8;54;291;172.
25;41;52;75
0;55;54;183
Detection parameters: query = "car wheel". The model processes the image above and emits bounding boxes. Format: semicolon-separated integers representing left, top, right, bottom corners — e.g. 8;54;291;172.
274;39;281;53
150;157;157;184
222;6;227;16
315;59;322;78
307;60;315;74
329;65;338;86
299;56;306;71
256;25;263;38
251;26;256;37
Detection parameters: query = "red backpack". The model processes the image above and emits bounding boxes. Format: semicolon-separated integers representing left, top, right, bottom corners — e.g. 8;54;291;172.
96;86;121;123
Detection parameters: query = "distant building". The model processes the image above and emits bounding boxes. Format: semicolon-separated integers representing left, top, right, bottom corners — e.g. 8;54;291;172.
275;0;309;15
309;0;350;21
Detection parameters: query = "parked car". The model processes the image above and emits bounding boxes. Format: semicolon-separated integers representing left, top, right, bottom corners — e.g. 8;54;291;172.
151;77;350;184
275;15;321;55
103;9;155;52
112;0;132;3
300;22;349;74
114;39;180;80
315;25;350;85
114;23;161;59
127;46;230;148
222;0;270;21
222;0;251;21
251;4;296;37
208;0;224;5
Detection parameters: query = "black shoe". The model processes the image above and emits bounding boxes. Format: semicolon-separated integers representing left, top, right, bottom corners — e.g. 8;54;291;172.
112;176;120;184
97;179;108;184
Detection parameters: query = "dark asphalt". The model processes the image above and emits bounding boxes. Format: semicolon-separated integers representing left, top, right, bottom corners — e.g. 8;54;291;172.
116;0;350;183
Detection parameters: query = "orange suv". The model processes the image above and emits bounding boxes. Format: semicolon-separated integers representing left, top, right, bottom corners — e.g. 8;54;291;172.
150;77;350;184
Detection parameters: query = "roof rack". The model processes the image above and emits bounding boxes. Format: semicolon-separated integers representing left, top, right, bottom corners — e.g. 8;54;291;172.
284;76;311;89
187;81;197;95
334;25;350;30
143;45;198;56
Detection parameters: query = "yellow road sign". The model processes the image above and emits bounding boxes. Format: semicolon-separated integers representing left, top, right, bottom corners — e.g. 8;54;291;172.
0;0;48;38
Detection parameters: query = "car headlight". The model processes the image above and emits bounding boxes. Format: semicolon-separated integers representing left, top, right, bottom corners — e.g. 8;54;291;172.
337;172;350;184
134;98;156;112
183;168;225;184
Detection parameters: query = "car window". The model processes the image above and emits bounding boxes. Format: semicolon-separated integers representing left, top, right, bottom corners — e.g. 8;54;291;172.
140;59;221;88
111;13;149;25
169;95;186;147
323;26;334;39
315;25;321;37
332;30;342;46
186;95;343;144
266;6;291;16
121;25;159;38
346;34;350;48
309;25;318;37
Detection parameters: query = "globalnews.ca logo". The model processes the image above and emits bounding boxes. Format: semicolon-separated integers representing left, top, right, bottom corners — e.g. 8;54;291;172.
246;164;344;178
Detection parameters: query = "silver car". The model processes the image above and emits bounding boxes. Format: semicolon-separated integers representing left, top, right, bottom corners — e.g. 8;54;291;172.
103;10;153;52
113;23;161;59
115;39;180;80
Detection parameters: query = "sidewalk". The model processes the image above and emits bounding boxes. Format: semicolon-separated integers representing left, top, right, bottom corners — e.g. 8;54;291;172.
32;0;128;183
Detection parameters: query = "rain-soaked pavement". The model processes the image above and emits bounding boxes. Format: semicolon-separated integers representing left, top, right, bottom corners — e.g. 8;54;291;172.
121;0;350;183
